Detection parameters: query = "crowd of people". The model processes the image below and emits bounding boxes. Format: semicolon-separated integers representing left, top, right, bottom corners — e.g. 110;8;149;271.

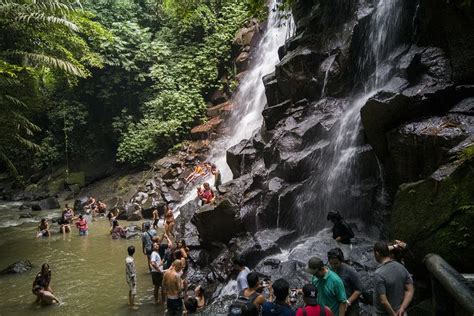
229;239;412;316
30;161;414;315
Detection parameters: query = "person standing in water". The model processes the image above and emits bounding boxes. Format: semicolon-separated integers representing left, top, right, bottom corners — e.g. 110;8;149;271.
75;215;88;236
162;260;184;315
32;263;58;304
125;246;138;310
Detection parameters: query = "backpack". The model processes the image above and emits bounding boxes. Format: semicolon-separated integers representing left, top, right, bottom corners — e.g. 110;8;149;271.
302;305;327;316
228;291;259;316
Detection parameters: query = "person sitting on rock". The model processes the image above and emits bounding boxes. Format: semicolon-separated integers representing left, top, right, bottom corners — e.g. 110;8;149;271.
97;200;107;213
84;196;96;213
164;205;175;238
185;162;208;184
327;211;354;244
197;182;215;205
110;219;128;239
75;215;88;236
60;205;75;234
36;218;50;238
194;285;206;312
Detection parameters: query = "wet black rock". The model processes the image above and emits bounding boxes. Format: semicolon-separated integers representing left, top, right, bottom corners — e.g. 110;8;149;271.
19;213;32;219
1;260;32;274
31;197;60;211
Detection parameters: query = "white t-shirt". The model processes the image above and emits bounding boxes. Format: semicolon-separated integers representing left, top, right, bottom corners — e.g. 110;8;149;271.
125;256;136;284
237;267;250;293
150;251;162;272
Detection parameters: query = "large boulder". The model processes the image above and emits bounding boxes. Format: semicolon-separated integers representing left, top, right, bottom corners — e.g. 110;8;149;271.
1;260;32;274
391;149;474;272
226;138;260;179
31;197;60;211
192;199;244;246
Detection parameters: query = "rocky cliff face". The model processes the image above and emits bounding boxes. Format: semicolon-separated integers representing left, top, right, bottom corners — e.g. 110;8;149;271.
198;0;474;274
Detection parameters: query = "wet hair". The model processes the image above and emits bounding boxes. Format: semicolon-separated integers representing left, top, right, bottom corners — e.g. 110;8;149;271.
203;182;210;190
112;219;119;228
128;245;135;256
327;247;344;262
233;255;245;267
327;211;342;222
184;297;198;313
41;218;46;223
79;215;83;219
195;285;205;297
41;263;50;274
247;272;259;288
65;204;69;208
178;239;186;248
374;241;390;257
272;278;290;301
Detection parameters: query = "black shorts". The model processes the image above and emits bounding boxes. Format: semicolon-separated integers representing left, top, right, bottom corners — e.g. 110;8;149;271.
153;219;159;226
151;271;163;286
167;298;183;312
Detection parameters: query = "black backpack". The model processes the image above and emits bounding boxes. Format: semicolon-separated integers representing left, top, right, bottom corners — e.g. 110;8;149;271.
228;291;259;316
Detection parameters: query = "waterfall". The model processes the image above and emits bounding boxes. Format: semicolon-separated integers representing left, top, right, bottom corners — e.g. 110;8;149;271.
210;1;293;182
296;0;413;232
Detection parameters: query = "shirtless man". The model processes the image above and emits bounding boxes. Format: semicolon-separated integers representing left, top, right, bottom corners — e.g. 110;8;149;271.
162;260;184;316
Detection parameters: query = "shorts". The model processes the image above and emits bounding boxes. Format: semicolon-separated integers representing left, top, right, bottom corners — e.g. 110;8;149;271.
153;219;159;227
151;271;163;286
127;281;137;295
79;230;88;236
166;298;183;316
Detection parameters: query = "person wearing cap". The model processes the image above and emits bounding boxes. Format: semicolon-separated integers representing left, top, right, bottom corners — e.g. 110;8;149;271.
296;284;334;316
306;257;347;316
261;278;295;316
141;221;157;270
327;248;362;316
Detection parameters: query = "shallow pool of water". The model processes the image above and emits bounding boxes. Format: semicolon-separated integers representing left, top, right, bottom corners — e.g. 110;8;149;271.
0;203;166;315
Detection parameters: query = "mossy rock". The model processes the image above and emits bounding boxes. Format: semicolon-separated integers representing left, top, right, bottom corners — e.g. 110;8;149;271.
391;156;474;271
48;178;66;195
65;172;85;187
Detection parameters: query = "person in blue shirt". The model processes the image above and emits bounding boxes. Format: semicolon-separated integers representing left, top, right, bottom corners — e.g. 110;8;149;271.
262;278;296;316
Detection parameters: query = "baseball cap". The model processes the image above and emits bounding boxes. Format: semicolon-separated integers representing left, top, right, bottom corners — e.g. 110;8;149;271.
302;284;318;305
306;257;324;275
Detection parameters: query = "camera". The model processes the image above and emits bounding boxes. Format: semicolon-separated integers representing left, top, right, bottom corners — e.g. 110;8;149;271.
290;289;297;304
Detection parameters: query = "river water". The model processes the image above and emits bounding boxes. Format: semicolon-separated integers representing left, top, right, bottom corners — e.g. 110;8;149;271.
0;203;164;315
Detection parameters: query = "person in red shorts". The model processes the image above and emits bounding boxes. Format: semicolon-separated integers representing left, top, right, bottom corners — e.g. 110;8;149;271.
296;284;333;316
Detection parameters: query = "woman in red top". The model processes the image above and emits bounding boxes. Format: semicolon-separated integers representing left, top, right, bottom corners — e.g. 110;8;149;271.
197;182;215;205
75;215;89;236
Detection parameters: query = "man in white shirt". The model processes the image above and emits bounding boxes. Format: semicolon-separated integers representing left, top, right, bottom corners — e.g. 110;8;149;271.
233;256;250;294
125;245;138;310
150;242;164;304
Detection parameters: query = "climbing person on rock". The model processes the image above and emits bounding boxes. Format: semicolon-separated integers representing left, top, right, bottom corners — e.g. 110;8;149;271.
327;248;362;316
211;163;222;192
327;211;354;244
164;205;175;238
306;256;347;316
110;219;128;239
295;283;334;316
125;245;138;310
75;214;88;236
373;241;414;316
141;221;157;270
36;218;50;238
197;182;215;205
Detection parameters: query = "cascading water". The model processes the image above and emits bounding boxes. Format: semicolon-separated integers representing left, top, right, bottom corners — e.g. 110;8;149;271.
210;1;293;182
296;0;413;232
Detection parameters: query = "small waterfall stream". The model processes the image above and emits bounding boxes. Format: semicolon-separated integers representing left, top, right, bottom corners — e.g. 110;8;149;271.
296;0;412;232
210;1;293;182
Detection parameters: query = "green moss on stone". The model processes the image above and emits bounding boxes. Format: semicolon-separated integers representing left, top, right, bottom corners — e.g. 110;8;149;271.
65;172;85;187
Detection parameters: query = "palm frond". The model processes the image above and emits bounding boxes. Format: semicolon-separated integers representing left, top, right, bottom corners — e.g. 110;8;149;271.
16;12;79;31
14;135;41;151
4;94;28;109
10;51;87;77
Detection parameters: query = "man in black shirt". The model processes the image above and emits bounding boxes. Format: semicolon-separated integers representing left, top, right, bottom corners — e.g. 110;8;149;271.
327;212;354;244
